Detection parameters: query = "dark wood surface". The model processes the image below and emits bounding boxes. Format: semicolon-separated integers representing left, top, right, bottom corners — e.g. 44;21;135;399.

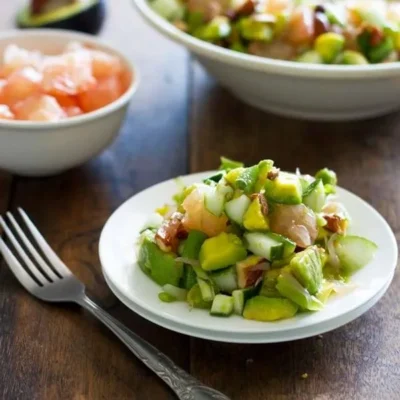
0;1;399;399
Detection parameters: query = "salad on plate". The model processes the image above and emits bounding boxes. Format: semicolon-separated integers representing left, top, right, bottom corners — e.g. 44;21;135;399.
149;0;400;64
137;157;377;322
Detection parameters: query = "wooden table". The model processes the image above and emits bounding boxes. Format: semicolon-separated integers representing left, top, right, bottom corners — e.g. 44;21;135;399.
0;1;399;399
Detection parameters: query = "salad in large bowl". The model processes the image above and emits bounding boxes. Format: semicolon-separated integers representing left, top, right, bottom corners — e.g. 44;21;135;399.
137;157;377;322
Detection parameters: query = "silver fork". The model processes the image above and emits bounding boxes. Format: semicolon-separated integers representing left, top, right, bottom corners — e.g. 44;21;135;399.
0;209;229;400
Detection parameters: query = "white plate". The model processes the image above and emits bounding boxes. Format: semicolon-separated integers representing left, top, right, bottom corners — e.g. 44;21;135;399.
102;267;394;343
99;172;398;342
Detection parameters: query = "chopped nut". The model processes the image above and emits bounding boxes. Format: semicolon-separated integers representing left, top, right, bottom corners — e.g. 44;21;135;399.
267;167;280;181
323;214;347;234
173;20;189;32
250;193;269;216
155;212;186;253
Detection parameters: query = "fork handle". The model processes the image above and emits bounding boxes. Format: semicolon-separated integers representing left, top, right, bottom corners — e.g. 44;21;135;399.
77;295;230;400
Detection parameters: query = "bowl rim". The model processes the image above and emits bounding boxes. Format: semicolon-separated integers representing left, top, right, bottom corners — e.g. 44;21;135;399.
134;0;400;80
0;29;139;130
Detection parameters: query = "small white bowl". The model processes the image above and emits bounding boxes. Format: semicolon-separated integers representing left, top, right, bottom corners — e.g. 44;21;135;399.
135;0;400;121
0;30;138;177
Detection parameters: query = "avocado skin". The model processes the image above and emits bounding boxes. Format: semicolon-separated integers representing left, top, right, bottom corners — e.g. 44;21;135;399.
17;0;106;35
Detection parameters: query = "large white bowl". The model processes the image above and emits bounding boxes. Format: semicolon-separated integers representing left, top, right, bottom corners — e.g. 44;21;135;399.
0;30;138;177
134;0;400;121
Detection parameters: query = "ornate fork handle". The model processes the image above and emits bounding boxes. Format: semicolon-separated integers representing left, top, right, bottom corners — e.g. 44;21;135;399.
77;295;230;400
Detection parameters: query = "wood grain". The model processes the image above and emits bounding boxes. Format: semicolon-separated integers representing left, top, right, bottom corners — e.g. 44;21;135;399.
0;1;190;399
189;62;400;400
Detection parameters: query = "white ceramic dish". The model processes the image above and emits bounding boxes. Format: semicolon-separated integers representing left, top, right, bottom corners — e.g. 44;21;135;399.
0;30;138;177
134;0;400;121
103;268;394;343
99;171;398;343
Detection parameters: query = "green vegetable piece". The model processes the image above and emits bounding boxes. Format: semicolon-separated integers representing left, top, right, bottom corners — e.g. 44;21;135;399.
243;296;298;321
219;156;244;171
195;16;231;42
197;277;215;302
138;231;183;286
260;269;282;298
239;18;273;41
199;232;247;271
384;23;400;50
290;246;324;295
324;183;336;195
236;165;259;193
203;171;225;184
230;41;247;53
211;265;238;293
187;284;212;309
210;294;234;316
181;231;208;289
264;172;303;205
303;179;325;212
244;232;284;261
276;271;324;311
324;3;346;27
334;235;378;274
158;292;177;303
225;167;245;185
187;11;204;33
316;281;335;304
150;0;184;21
314;32;345;63
368;36;394;63
271;255;294;269
339;50;368;65
232;286;260;315
243;195;269;231
315;168;337;185
297;50;323;64
225;194;251;225
254;159;274;192
274;12;289;36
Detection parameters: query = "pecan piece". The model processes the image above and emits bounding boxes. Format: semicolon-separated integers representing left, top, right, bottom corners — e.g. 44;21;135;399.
323;215;347;235
267;167;280;181
155;212;185;253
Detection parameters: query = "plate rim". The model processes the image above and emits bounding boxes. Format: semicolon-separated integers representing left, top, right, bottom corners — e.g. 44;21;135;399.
99;171;398;335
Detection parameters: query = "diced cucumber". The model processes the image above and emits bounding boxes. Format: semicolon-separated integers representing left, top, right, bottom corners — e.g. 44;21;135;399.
225;194;251;225
334;235;378;274
210;294;234;316
203;171;225;184
162;284;188;301
210;266;238;294
244;232;284;261
260;269;282;298
303;179;325;212
158;292;177;302
182;265;197;290
187;284;212;309
150;0;184;21
276;234;296;258
232;285;260;315
235;165;259;193
197;278;215;302
193;264;209;280
204;182;234;216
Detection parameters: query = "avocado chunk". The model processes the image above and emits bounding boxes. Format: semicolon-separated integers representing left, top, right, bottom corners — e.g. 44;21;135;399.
276;271;323;311
314;32;345;63
225;167;245;186
265;172;303;205
303;179;325;212
239;18;273;42
138;231;184;287
199;232;247;271
17;0;105;34
290;246;324;295
297;50;324;64
243;296;298;321
243;195;269;231
194;16;231;42
339;50;368;65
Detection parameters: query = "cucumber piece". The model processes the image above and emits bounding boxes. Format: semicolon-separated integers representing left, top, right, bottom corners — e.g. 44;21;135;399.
225;194;251;225
158;292;177;302
187;284;212;309
334;235;378;274
210;294;234;316
193;264;209;280
197;278;215;302
232;286;258;315
210;266;238;294
244;232;284;261
204;182;234;216
235;165;259;193
162;284;187;301
203;171;225;184
219;156;244;171
303;179;325;212
260;269;282;298
182;266;197;290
